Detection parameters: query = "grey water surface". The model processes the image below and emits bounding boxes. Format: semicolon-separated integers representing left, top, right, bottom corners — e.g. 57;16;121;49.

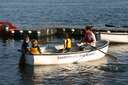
0;0;128;29
0;39;128;85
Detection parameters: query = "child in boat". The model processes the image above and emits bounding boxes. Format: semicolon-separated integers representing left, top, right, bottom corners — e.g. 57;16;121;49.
30;39;41;54
64;33;72;52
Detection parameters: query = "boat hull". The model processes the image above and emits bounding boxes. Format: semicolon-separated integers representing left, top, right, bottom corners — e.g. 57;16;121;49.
0;21;16;32
25;40;109;65
101;32;128;43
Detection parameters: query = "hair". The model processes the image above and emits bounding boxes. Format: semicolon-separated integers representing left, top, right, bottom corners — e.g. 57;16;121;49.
85;25;93;31
22;34;30;43
65;33;69;38
23;34;29;39
31;39;37;44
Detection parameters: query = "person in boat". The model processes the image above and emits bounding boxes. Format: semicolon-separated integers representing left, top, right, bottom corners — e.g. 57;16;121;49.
83;26;96;46
21;34;30;56
64;33;72;52
30;39;41;54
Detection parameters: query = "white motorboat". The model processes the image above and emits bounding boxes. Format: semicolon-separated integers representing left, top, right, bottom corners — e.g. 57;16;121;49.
101;32;128;43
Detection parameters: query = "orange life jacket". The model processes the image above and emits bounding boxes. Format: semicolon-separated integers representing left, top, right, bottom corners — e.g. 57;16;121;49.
30;46;41;54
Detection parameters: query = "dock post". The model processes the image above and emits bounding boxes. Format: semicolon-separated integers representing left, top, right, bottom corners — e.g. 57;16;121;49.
28;30;32;39
37;31;41;40
46;28;49;36
95;32;101;41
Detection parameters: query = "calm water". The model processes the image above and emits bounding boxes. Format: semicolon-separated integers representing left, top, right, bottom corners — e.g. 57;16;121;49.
0;0;128;85
0;39;128;85
0;0;128;29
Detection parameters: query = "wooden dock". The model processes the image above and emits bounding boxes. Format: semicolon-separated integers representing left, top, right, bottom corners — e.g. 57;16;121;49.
0;25;128;40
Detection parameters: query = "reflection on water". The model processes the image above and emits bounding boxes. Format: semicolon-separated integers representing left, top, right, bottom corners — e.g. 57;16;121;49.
19;64;102;85
0;39;128;85
19;62;128;85
109;43;128;64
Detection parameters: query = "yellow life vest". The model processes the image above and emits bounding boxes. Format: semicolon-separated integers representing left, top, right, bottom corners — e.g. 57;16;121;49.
65;38;72;48
30;47;40;54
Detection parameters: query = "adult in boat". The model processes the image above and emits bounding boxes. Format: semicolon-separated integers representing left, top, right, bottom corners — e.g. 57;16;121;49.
19;34;30;65
83;26;96;46
21;34;30;56
64;33;72;52
30;39;41;54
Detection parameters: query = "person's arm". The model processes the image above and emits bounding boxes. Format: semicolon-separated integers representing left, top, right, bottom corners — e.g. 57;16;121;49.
64;39;67;49
37;46;42;54
91;32;96;46
92;32;96;42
